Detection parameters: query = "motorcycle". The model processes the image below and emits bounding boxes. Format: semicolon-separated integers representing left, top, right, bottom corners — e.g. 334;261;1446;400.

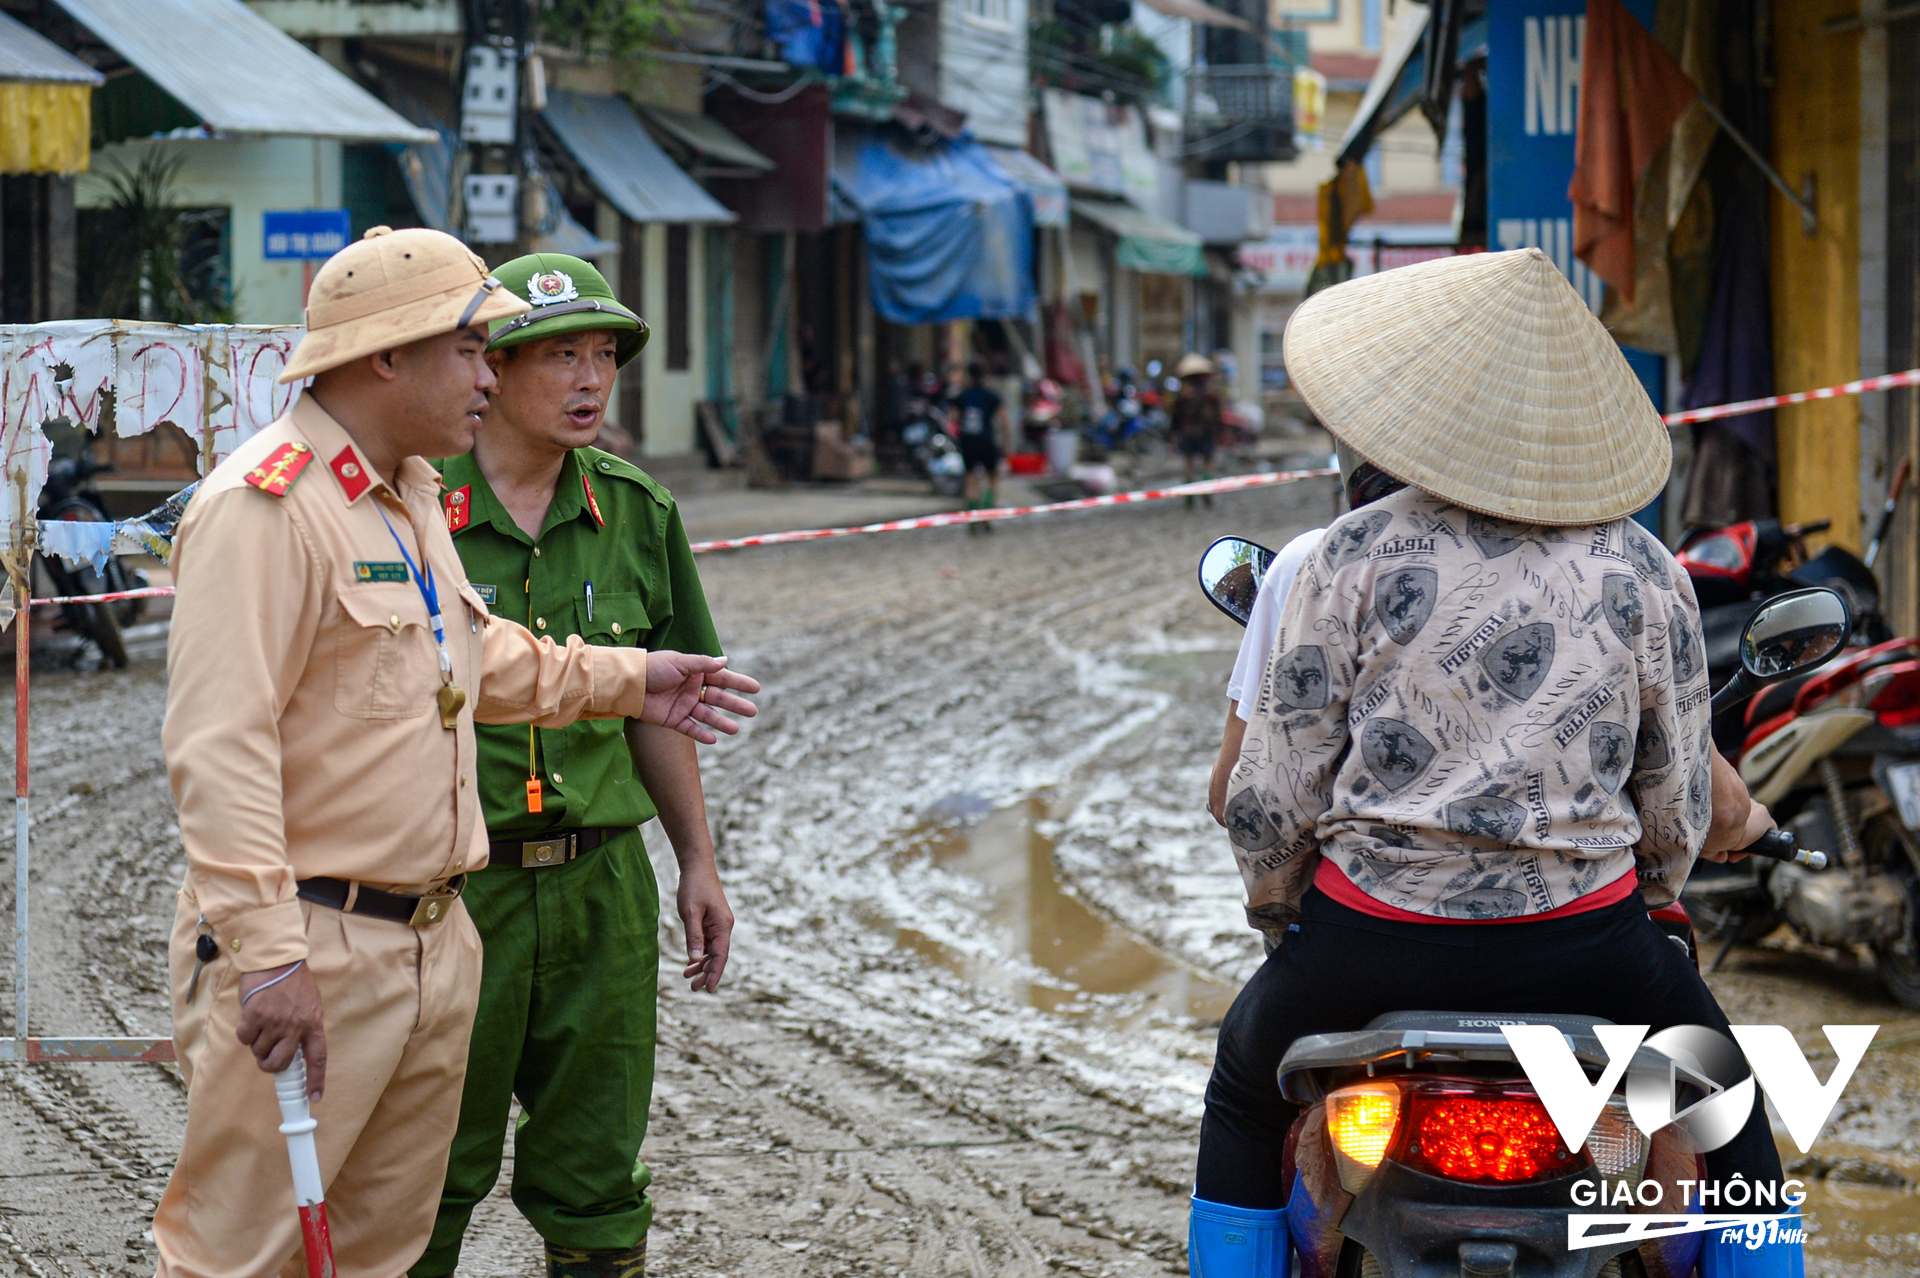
1674;512;1920;1006
1196;535;1847;1278
898;390;966;497
35;422;141;668
1085;371;1164;459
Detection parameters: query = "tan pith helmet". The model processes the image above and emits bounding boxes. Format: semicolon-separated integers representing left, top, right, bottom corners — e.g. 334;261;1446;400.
1283;247;1669;527
1175;353;1214;378
278;226;532;383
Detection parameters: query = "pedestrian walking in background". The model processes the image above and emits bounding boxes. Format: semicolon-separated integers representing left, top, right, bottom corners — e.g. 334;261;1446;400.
155;228;758;1278
413;253;732;1278
1170;354;1224;507
954;359;1007;533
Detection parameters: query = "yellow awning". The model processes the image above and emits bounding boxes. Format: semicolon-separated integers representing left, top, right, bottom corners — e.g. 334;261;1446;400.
0;83;92;174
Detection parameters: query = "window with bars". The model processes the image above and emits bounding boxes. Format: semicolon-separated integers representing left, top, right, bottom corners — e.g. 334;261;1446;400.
962;0;1012;29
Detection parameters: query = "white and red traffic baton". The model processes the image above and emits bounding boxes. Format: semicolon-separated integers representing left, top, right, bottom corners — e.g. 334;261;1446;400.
273;1050;336;1278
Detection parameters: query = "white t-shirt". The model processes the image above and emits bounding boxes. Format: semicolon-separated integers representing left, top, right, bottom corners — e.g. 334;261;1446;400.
1226;528;1325;721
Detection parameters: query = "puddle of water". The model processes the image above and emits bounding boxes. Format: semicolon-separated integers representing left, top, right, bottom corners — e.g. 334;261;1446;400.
889;797;1237;1031
1791;1143;1920;1276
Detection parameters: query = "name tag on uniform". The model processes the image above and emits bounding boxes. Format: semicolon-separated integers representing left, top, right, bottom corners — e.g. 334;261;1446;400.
472;583;498;605
353;561;410;583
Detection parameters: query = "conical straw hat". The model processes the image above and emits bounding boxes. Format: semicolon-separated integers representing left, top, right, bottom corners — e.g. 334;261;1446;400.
1284;247;1669;527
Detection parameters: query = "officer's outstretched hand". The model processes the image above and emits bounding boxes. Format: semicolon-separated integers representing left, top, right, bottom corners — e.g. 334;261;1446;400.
235;961;327;1101
642;652;760;744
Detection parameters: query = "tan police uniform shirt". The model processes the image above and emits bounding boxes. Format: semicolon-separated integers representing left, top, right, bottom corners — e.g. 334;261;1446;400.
164;396;651;973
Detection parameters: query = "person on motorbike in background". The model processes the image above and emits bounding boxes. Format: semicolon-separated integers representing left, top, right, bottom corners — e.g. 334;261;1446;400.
1192;249;1795;1278
1170;354;1225;507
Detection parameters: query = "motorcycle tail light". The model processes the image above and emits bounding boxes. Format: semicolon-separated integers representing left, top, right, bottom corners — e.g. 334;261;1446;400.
1584;1097;1647;1178
1325;1081;1403;1192
1863;661;1920;727
1400;1082;1589;1185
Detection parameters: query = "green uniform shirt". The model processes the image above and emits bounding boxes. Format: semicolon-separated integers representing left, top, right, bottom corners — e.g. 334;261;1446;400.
436;447;722;840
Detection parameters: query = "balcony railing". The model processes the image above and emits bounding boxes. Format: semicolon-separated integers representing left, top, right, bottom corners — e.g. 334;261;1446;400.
1185;64;1296;163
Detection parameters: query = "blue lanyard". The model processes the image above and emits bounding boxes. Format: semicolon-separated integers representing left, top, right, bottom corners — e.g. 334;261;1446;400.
376;504;451;677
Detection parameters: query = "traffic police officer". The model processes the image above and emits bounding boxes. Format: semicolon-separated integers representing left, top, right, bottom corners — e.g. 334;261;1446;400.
157;228;758;1278
414;254;729;1278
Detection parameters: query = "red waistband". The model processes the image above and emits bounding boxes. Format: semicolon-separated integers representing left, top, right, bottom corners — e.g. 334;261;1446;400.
1311;856;1639;924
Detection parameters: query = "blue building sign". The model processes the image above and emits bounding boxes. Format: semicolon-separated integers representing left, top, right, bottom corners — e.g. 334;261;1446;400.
1484;0;1656;313
262;209;351;260
1485;0;1666;529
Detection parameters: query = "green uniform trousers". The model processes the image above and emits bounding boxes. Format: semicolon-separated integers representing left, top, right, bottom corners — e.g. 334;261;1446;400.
414;829;658;1275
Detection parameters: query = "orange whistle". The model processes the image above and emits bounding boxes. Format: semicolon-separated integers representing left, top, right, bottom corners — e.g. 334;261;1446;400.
526;778;543;814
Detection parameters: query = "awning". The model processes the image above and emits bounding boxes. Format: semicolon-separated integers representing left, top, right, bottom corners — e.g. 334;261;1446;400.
837;133;1034;325
986;146;1068;228
1072;196;1204;277
0;11;103;84
542;90;734;225
636;103;775;174
1335;7;1429;164
52;0;435;142
1336;6;1488;165
0;11;101;175
531;178;617;259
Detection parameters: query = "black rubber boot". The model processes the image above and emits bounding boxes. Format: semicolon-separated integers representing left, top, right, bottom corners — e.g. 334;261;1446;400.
545;1241;647;1278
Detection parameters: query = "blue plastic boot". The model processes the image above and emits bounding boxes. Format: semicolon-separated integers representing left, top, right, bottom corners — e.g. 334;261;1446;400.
1698;1212;1806;1278
1188;1197;1288;1278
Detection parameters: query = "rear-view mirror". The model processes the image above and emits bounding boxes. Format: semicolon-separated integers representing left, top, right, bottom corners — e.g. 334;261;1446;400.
1741;587;1851;679
1198;537;1274;627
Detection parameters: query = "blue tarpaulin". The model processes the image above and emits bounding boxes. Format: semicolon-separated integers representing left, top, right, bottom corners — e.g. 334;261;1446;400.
837;134;1035;326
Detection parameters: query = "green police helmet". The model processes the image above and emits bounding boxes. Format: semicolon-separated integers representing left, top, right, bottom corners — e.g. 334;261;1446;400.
485;253;649;368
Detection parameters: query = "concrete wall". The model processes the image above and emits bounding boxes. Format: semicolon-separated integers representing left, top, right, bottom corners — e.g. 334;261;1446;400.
1770;0;1863;548
84;137;342;326
940;0;1028;148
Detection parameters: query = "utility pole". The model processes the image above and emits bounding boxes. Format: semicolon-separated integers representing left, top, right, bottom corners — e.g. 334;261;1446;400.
459;0;534;258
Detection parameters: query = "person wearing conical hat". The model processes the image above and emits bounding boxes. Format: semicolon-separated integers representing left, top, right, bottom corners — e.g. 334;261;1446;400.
1187;249;1793;1275
1169;353;1223;505
411;254;730;1278
155;228;759;1278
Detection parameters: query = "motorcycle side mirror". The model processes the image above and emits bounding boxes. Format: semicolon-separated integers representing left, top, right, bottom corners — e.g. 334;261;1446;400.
1198;536;1275;627
1710;586;1853;715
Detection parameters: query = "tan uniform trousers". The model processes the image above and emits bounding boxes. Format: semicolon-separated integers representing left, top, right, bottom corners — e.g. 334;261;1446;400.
154;888;482;1278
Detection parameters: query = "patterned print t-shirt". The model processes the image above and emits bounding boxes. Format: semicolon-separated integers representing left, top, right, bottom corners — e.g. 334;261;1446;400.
1223;486;1711;938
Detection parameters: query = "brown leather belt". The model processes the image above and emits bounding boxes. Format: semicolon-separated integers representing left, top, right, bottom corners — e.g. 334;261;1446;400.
296;875;465;927
486;825;632;869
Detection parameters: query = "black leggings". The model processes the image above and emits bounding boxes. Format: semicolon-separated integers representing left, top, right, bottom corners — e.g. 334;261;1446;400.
1195;887;1784;1209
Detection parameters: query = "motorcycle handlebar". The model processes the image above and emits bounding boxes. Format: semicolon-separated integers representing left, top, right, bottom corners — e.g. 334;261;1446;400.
1738;828;1828;871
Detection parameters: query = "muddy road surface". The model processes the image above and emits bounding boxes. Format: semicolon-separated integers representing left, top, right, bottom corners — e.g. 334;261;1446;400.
2;477;1917;1278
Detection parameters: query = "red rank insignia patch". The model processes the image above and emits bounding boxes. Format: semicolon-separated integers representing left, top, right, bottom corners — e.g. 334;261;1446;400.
329;447;371;502
243;441;314;497
445;484;472;533
582;474;606;527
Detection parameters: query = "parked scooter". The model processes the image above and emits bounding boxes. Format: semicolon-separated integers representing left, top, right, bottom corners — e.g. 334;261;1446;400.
35;422;142;668
1085;370;1163;458
898;385;966;496
1675;501;1920;1006
1197;536;1846;1278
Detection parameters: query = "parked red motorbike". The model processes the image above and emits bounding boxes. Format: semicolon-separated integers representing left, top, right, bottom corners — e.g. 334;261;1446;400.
1675;497;1920;1007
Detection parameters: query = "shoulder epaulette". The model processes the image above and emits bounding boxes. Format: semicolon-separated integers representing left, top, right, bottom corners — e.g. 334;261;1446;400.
580;447;672;508
243;442;315;497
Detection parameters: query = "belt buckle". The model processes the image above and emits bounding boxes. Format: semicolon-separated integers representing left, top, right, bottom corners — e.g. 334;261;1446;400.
522;836;572;868
409;881;461;927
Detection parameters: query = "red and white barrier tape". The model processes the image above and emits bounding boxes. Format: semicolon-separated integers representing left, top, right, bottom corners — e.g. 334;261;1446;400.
1663;367;1920;425
18;469;1339;606
687;467;1338;553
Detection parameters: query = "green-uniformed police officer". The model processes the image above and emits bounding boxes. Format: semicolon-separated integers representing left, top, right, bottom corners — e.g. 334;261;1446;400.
413;254;733;1278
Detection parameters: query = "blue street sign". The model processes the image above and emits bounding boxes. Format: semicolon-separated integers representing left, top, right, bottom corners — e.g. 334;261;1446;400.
262;209;351;260
1485;0;1667;533
1484;0;1656;311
